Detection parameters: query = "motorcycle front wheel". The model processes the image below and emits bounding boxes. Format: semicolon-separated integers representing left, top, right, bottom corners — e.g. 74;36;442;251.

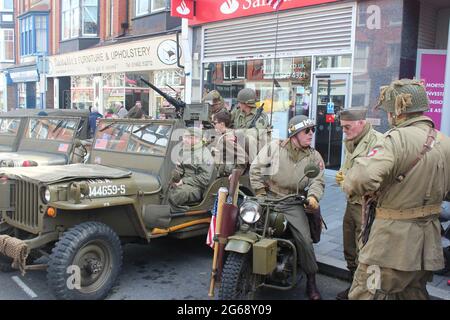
219;252;256;300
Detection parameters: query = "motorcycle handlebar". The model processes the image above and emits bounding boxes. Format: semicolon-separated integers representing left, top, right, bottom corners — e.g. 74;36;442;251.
254;194;308;205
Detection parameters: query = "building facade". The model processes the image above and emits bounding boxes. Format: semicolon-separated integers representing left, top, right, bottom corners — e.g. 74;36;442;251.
0;0;15;112
5;0;184;118
180;0;450;169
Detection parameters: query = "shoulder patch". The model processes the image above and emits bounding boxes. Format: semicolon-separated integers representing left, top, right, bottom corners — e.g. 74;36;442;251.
367;148;379;157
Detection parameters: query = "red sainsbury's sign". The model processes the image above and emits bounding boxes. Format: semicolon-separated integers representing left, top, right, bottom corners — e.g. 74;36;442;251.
187;0;340;25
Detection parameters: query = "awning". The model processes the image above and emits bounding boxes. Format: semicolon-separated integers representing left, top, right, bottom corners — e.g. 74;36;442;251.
6;65;39;83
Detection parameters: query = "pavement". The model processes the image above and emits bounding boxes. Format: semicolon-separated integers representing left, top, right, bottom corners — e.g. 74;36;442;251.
314;170;450;300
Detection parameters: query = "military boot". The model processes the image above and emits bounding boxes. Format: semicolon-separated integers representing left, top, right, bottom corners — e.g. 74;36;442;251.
306;273;322;300
336;270;354;300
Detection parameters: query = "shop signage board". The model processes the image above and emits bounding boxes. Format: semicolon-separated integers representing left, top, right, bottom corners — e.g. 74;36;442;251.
171;0;195;19
188;0;339;25
48;36;183;77
416;50;446;130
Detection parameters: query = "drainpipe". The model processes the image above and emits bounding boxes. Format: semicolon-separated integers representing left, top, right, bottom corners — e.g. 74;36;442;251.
441;19;450;136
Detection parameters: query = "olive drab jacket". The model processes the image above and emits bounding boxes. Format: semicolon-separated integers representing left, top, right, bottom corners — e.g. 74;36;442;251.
339;123;382;205
231;107;269;130
174;141;215;190
211;129;247;177
250;139;325;241
250;139;325;201
343;116;450;271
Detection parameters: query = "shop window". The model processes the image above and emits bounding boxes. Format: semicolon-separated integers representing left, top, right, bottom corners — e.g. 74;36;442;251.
0;0;13;11
136;0;165;17
62;0;98;40
154;69;183;87
0;29;13;62
315;55;352;70
18;83;26;109
263;58;293;79
19;13;48;56
71;75;94;110
223;61;246;80
203;56;311;120
103;73;125;112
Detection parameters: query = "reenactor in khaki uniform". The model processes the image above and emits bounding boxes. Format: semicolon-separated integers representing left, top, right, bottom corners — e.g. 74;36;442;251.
231;88;269;130
343;79;450;299
335;107;383;300
250;115;326;300
204;90;229;121
168;127;215;210
210;112;248;177
231;88;271;161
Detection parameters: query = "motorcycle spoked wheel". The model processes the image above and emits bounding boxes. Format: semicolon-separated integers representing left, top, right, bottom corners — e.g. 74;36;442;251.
219;252;256;300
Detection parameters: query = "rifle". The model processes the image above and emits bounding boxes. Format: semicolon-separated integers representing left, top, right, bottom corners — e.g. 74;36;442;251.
360;194;377;246
208;187;228;297
248;104;264;129
140;77;186;116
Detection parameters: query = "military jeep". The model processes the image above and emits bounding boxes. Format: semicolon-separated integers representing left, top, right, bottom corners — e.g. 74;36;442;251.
0;109;90;167
0;117;253;300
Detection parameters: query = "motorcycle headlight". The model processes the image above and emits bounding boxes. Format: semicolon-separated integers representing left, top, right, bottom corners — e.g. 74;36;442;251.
41;187;51;203
239;200;262;224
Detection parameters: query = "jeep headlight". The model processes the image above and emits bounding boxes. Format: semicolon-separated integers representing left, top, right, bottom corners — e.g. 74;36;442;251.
41;187;51;203
239;200;262;224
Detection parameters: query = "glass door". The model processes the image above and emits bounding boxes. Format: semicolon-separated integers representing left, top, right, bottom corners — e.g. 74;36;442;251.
311;74;350;170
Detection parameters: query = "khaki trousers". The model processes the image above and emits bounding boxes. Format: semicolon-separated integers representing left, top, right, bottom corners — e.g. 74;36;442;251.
349;263;432;300
343;202;362;273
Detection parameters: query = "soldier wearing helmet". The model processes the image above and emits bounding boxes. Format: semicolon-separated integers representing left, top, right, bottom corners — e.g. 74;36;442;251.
204;90;229;121
334;107;382;300
231;88;269;129
250;115;326;300
343;79;450;300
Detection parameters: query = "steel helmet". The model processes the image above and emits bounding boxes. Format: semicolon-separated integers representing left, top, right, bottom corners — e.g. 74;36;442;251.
376;79;429;116
288;115;315;138
237;88;256;107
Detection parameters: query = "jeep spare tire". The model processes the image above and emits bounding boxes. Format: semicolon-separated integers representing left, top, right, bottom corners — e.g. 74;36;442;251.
47;222;122;300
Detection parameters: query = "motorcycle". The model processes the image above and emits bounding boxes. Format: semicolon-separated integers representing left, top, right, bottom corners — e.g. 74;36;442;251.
218;164;320;300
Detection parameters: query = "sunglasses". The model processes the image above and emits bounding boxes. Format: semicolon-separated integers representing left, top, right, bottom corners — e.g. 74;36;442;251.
304;127;316;134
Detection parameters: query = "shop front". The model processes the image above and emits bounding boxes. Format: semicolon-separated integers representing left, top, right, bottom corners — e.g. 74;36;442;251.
48;34;184;117
189;0;355;169
6;64;42;109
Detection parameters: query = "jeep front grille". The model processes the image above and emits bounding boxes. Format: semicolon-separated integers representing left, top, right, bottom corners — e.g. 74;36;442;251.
10;181;39;230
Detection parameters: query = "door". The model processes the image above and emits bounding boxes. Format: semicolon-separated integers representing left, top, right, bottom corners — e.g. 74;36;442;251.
311;74;350;170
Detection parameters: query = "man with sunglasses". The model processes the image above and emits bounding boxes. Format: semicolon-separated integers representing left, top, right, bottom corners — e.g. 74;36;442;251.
250;115;325;300
334;107;382;300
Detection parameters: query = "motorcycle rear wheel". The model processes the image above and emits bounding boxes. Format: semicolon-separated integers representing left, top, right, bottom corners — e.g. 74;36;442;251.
219;252;255;300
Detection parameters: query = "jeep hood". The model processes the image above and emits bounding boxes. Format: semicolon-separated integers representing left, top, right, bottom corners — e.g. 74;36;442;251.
0;151;67;167
0;163;132;184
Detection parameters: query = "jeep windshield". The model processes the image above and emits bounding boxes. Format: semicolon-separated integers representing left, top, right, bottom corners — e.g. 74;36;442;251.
94;122;172;156
25;118;78;142
0;117;21;136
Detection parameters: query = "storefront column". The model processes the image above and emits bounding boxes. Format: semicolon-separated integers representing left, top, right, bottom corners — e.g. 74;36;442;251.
182;18;193;104
53;78;59;109
442;19;450;136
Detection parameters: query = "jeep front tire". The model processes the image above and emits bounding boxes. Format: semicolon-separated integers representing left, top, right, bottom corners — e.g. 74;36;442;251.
47;222;122;300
